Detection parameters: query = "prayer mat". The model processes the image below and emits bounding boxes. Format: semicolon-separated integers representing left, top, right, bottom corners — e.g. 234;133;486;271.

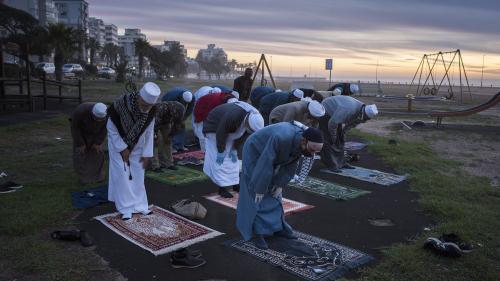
320;166;407;186
289;177;370;200
225;231;373;281
71;185;109;209
173;150;205;165
204;191;314;216
95;205;223;256
146;166;208;185
344;141;368;151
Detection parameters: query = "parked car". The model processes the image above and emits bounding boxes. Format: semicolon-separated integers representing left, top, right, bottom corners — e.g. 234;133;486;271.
97;67;116;79
35;62;55;75
62;64;83;79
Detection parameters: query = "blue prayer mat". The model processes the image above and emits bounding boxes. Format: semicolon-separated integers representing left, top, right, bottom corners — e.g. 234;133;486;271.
320;166;407;186
225;231;373;281
344;141;368;151
71;185;109;209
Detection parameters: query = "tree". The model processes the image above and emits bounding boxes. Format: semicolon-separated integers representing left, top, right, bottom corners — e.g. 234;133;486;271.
133;38;150;79
100;43;121;67
87;37;101;66
46;23;79;80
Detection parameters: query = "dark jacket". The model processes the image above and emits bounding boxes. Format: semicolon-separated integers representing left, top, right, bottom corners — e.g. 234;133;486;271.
203;103;248;153
233;75;253;101
70;102;107;148
259;92;295;118
162;87;194;120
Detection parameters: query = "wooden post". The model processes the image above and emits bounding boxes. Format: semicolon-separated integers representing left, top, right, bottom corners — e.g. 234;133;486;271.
407;98;413;112
78;79;82;104
58;83;62;103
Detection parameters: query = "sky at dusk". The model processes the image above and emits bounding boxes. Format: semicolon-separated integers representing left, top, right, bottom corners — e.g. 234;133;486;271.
87;0;500;85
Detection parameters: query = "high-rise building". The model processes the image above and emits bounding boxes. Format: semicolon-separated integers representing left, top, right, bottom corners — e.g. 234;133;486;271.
104;24;119;46
54;0;88;31
197;44;227;63
118;28;146;67
88;17;105;46
153;40;187;57
2;0;58;26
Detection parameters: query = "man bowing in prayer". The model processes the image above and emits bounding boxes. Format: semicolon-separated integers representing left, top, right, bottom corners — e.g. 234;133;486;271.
106;82;160;220
203;101;264;198
320;95;378;172
269;100;325;127
236;122;324;249
70;102;108;184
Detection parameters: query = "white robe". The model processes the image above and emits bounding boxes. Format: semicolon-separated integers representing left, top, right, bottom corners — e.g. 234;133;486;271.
193;121;205;151
107;119;155;217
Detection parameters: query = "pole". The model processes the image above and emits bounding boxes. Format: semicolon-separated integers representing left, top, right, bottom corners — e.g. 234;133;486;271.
329;69;332;88
481;55;485;88
375;59;379;83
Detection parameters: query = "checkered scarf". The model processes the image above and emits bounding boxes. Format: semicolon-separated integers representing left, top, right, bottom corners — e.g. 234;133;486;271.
113;92;150;148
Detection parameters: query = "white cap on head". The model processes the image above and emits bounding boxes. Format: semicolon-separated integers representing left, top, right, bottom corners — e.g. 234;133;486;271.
139;82;161;104
248;113;264;132
292;89;304;99
350;84;360;94
227;97;238;103
308;100;325;118
275;89;282;92
182;91;193;103
364;104;378;119
302;97;312;102
230;91;239;99
92;102;107;119
333;88;342;95
211;87;221;94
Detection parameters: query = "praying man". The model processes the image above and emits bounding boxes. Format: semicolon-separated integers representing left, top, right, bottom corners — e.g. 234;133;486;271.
161;87;194;152
106;82;160;220
269;100;325;127
70;102;108;184
320;95;378;172
236;122;324;249
203;101;264;198
259;89;304;125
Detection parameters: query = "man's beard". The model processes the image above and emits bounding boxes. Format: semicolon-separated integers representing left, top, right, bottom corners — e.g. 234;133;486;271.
302;149;314;157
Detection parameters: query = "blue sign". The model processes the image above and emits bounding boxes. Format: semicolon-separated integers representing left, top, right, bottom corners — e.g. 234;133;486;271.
325;59;333;70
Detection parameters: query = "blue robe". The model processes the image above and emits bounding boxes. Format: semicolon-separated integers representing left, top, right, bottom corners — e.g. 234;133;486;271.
250;86;275;108
162;87;194;149
236;122;303;241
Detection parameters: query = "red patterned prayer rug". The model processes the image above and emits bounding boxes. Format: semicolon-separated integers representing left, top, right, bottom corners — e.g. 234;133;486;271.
173;150;205;161
95;205;223;256
204;191;314;216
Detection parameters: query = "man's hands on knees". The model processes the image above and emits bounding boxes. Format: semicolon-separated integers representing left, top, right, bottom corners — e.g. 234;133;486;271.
140;157;150;169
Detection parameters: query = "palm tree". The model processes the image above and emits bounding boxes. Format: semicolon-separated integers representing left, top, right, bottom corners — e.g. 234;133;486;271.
100;43;118;67
133;38;151;79
87;37;101;66
47;23;78;80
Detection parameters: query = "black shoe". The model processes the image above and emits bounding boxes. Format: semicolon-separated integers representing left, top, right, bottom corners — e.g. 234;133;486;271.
424;237;462;258
275;230;298;240
440;233;473;253
171;248;202;259
79;230;94;247
171;252;206;268
0;185;16;194
167;165;178;171
51;230;81;241
218;187;233;198
232;185;240;193
253;235;269;250
0;181;23;190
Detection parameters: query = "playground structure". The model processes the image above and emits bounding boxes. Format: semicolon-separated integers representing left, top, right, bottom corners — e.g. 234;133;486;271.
408;49;472;102
251;54;276;89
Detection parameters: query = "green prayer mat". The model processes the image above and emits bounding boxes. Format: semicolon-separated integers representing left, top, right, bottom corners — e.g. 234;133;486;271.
289;176;370;200
146;166;208;185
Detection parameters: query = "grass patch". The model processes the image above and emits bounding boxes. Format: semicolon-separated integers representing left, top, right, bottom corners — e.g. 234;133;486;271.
347;130;500;281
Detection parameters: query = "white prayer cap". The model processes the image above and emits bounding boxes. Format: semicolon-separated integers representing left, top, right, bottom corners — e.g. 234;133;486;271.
302;97;312;102
350;84;360;94
230;91;240;99
182;91;193;103
275;89;282;92
227;98;238;103
248;113;264;132
364;104;378;119
333;88;342;95
211;87;221;94
92;102;107;119
308;100;325;118
139;82;161;104
292;89;304;99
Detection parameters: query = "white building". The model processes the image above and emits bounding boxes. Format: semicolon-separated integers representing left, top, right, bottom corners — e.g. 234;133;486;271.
2;0;58;26
118;28;146;68
153;40;187;57
197;44;227;63
54;0;88;30
88;17;105;46
104;24;119;46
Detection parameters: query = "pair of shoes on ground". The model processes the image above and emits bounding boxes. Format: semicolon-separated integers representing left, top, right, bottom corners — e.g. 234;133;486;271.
423;233;473;257
253;230;298;250
51;230;93;247
0;181;23;194
218;186;239;198
171;248;206;268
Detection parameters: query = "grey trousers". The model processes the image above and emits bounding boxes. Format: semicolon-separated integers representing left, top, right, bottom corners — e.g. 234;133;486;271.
152;132;173;169
319;118;345;170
